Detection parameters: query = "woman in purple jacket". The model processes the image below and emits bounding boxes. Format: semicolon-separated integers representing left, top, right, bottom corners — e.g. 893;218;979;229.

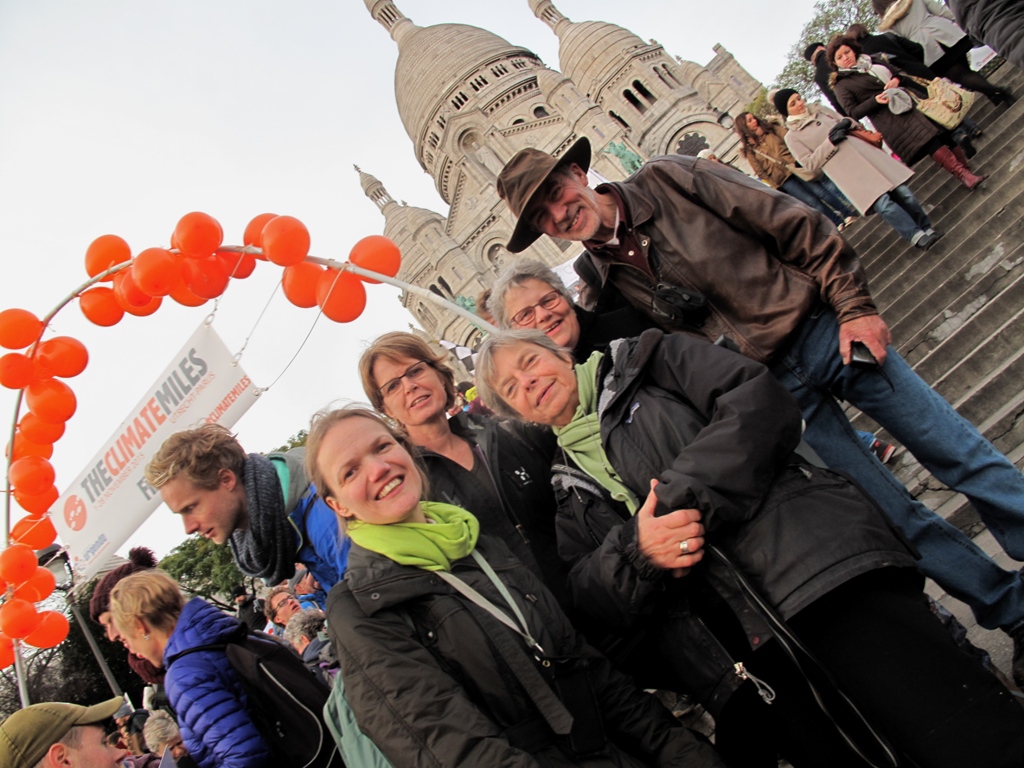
111;570;269;768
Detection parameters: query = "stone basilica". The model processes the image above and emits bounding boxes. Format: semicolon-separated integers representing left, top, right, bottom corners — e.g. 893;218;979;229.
359;0;763;347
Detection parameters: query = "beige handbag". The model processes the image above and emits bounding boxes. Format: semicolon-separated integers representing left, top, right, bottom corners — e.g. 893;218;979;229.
908;76;976;129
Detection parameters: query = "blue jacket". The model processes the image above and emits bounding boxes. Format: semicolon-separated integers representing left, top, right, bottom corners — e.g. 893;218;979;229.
273;449;351;590
164;599;269;768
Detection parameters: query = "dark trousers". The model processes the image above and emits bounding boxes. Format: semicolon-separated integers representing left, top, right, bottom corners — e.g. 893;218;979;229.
715;570;1024;768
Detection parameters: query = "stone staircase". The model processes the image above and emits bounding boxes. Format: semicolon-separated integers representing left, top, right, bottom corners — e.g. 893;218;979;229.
843;60;1024;537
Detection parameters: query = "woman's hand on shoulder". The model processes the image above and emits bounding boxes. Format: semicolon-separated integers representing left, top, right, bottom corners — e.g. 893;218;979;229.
636;480;705;578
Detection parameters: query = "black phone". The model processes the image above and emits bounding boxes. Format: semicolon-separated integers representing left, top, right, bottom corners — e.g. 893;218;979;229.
849;341;878;369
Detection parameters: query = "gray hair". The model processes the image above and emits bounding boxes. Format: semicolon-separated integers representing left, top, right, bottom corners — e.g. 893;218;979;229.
488;259;573;328
283;608;326;649
475;329;574;420
143;711;180;754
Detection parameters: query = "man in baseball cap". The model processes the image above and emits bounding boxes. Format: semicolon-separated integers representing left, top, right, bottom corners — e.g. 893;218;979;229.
0;697;128;768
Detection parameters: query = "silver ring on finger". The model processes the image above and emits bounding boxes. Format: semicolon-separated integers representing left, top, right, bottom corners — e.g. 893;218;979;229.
679;539;689;554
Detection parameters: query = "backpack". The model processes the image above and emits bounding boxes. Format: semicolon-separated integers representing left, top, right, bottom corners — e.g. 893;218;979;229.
168;624;344;768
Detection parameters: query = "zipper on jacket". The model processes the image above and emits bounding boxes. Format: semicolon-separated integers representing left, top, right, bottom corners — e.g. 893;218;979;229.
696;616;775;706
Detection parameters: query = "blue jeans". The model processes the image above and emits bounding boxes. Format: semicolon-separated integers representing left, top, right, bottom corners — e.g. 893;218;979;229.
780;175;856;227
771;308;1024;631
870;185;932;243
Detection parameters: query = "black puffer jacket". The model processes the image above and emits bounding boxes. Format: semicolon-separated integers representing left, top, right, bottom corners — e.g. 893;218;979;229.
831;64;942;164
950;0;1024;70
416;413;570;606
552;331;918;712
326;536;726;768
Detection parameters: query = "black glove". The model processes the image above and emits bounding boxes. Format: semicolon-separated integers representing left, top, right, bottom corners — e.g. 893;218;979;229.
829;119;854;145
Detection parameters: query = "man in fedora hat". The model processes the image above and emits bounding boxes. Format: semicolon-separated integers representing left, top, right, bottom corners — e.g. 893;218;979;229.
496;137;1024;687
0;697;128;768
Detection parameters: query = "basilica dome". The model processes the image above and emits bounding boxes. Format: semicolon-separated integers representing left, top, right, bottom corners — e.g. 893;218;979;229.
554;21;648;99
394;23;535;148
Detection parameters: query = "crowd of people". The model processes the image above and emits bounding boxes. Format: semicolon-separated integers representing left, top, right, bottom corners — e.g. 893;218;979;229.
5;6;1024;768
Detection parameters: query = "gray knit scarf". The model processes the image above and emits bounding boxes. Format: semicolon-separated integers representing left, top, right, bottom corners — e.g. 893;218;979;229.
229;453;295;585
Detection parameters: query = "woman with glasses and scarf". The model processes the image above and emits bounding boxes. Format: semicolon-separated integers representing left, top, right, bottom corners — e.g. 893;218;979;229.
359;332;569;604
309;405;726;767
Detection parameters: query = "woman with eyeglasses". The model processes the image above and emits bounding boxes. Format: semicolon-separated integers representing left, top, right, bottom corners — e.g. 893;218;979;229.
359;332;570;604
110;570;270;768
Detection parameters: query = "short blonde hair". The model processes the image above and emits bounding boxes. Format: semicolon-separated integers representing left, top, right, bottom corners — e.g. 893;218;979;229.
305;405;429;527
109;570;184;637
358;332;457;415
145;423;246;490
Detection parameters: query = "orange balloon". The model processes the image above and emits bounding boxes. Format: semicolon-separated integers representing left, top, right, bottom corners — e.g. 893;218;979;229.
9;455;56;497
18;413;64;445
7;433;53;461
0;309;43;351
13;566;56;601
14;485;59;518
282;262;324;308
79;287;124;327
317;269;367;323
113;269;154;311
85;234;131;281
243;212;278;251
0;544;38;585
0;599;40;639
169;281;209;308
36;337;88;380
10;517;57;551
0;353;35;389
262;216;310;267
133;248;183;297
124;295;163;317
24;610;68;649
0;632;12;670
216;250;256;279
349;235;402;283
26;378;77;424
182;255;229;299
174;212;223;258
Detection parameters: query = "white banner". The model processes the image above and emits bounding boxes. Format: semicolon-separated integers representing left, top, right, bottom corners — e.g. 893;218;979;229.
51;322;258;583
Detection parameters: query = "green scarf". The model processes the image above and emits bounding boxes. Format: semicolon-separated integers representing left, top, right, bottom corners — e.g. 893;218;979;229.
553;352;640;514
346;501;480;572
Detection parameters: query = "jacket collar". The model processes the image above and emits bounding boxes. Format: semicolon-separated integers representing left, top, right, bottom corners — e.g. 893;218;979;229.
878;0;911;32
596;329;664;423
583;178;656;286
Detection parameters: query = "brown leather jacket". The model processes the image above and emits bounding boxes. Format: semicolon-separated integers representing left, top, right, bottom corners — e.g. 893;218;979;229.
576;155;877;364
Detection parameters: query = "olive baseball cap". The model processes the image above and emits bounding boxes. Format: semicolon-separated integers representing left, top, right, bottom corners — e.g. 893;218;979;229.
0;697;122;767
497;136;591;253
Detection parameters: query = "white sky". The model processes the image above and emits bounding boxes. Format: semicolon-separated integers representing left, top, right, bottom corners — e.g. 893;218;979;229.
0;0;817;561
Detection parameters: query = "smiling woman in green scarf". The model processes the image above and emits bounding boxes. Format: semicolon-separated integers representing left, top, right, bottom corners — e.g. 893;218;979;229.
476;328;1024;768
305;405;725;768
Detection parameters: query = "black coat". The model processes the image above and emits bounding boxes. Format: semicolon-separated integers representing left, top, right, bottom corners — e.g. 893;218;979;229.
858;31;938;79
950;0;1024;71
552;331;918;712
831;65;943;164
325;536;727;768
416;413;570;607
812;53;848;115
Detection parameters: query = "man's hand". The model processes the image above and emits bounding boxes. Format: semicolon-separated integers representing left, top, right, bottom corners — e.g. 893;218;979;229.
637;480;705;578
839;315;891;366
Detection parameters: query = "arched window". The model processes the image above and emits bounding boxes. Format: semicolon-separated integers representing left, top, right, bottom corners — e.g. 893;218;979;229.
633;80;657;104
623;90;647;114
675;132;709;156
533;106;549;119
437;275;453;297
609;111;630;129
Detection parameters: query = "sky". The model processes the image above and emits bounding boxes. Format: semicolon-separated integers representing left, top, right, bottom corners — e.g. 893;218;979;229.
0;0;819;563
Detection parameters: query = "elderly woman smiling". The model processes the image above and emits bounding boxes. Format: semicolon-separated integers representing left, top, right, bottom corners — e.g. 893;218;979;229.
475;328;1024;768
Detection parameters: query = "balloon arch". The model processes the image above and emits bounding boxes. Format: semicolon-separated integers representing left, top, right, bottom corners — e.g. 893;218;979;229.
0;210;494;701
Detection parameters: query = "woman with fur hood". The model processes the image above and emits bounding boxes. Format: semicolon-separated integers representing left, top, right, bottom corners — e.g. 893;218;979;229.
874;0;1013;105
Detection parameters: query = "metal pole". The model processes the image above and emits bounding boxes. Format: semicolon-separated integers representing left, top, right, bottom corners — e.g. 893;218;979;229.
66;594;122;698
12;639;30;707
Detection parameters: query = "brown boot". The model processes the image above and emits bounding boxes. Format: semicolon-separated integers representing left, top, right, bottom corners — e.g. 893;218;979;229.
932;145;987;190
951;144;973;167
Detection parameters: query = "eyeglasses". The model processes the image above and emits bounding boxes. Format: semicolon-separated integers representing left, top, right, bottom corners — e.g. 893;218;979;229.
102;721;124;748
378;361;432;400
270;595;299;618
510;291;563;327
